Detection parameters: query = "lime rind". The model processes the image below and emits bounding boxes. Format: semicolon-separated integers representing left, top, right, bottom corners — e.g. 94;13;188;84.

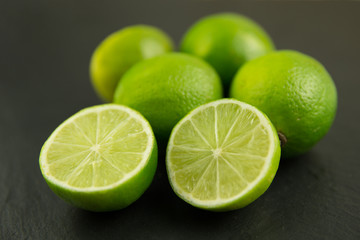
166;99;280;211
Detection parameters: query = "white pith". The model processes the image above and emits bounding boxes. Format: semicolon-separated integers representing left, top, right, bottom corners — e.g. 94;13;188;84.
39;104;154;193
166;99;276;208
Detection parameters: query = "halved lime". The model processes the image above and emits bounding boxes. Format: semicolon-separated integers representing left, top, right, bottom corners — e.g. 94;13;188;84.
39;104;157;212
166;99;280;211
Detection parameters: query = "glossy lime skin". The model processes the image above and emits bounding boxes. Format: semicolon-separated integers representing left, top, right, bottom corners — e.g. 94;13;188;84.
90;25;174;102
181;13;274;88
230;50;338;158
113;53;223;140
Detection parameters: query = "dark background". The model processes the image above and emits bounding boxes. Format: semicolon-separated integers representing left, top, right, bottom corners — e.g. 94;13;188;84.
1;0;360;239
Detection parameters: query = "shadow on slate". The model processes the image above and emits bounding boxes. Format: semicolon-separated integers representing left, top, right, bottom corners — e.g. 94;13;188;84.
63;145;336;240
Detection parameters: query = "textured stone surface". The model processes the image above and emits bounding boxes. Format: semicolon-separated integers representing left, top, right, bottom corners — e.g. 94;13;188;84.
0;1;359;239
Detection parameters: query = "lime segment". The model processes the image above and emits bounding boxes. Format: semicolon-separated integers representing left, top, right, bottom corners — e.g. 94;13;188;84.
166;99;280;211
39;104;157;211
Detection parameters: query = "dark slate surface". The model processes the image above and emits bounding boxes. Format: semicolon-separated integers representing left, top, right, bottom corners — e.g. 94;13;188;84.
1;1;359;239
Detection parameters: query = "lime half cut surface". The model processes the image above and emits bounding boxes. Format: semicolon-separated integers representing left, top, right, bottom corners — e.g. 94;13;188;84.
166;99;280;211
39;104;157;212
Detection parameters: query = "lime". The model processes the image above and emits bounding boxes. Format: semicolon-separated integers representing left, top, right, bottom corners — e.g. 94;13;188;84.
230;50;337;158
113;53;223;141
166;99;280;211
90;25;174;102
180;13;274;88
39;104;157;212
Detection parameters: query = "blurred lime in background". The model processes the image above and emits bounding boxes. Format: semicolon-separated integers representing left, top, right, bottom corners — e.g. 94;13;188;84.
181;13;274;89
90;25;174;102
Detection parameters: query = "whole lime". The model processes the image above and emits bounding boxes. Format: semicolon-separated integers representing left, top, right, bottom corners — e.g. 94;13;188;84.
113;53;223;140
180;13;274;88
230;50;337;158
90;25;174;102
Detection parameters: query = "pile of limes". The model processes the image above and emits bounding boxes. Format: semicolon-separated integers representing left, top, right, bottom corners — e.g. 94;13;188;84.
39;13;337;212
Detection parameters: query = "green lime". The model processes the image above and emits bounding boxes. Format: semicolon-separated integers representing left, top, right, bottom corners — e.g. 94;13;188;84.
166;99;280;211
113;53;223;141
180;13;274;88
39;104;157;212
90;25;174;102
230;50;337;158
